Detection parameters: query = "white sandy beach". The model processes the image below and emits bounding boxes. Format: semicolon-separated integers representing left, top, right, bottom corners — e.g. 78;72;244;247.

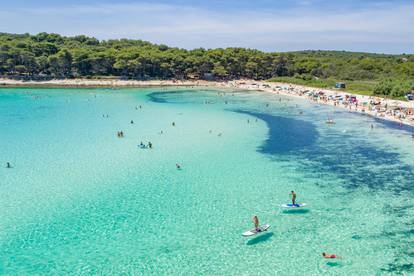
1;78;414;127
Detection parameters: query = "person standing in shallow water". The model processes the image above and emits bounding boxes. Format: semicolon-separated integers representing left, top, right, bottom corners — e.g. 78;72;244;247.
290;191;297;205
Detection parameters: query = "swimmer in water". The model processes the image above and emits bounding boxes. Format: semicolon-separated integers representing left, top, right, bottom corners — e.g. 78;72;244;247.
148;142;152;149
6;162;11;168
172;122;175;126
322;252;340;259
252;215;260;232
176;163;181;169
131;120;134;124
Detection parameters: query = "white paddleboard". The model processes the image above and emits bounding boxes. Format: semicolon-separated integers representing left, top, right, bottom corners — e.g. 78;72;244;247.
281;203;307;209
242;224;270;237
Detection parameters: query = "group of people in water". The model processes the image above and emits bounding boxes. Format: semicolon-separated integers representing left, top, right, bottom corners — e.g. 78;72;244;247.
251;190;340;259
139;141;153;149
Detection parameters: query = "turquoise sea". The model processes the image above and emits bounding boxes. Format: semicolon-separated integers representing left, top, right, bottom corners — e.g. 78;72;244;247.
1;87;414;275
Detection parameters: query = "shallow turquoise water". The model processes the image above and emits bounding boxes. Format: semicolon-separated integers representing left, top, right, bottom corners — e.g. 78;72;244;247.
1;87;414;275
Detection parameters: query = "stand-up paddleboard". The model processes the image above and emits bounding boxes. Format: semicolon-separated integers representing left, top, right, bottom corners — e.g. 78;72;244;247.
281;203;307;209
242;224;270;237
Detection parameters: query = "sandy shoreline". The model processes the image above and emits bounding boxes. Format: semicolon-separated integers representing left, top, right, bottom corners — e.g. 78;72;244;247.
1;78;414;127
0;78;204;88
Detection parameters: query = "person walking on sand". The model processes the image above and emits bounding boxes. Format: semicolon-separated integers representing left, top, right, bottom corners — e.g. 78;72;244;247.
290;191;297;206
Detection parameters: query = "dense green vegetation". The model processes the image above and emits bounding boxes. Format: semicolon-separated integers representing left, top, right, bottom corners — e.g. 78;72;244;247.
1;32;413;98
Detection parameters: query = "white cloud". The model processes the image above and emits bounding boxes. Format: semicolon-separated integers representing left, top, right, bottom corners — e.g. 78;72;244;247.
1;2;414;53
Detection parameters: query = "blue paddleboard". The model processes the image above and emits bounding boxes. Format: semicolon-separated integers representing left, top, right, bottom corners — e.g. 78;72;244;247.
281;203;307;208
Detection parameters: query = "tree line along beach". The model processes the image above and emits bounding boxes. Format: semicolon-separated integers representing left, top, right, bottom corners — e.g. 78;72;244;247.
1;32;413;126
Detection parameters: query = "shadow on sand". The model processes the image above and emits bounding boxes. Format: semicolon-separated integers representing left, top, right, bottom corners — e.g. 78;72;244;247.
247;232;274;245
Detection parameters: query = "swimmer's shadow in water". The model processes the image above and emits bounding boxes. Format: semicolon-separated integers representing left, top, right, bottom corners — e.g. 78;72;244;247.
246;232;274;245
282;209;310;214
325;261;342;268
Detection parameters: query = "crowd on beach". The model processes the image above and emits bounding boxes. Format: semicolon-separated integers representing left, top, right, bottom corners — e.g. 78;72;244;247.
216;80;414;127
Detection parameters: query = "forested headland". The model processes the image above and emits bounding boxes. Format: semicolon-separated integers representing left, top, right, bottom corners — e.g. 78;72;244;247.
1;32;413;99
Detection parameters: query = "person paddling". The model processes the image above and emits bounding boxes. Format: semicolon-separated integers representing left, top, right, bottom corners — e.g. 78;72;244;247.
290;191;297;206
252;215;260;232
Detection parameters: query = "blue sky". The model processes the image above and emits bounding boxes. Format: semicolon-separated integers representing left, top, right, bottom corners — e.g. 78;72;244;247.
1;0;413;54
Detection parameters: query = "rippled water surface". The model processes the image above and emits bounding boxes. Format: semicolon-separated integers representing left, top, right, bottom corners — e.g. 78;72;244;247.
1;87;414;275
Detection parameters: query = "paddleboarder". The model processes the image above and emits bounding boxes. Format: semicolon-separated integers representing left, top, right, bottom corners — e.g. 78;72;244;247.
290;191;297;206
252;215;260;232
